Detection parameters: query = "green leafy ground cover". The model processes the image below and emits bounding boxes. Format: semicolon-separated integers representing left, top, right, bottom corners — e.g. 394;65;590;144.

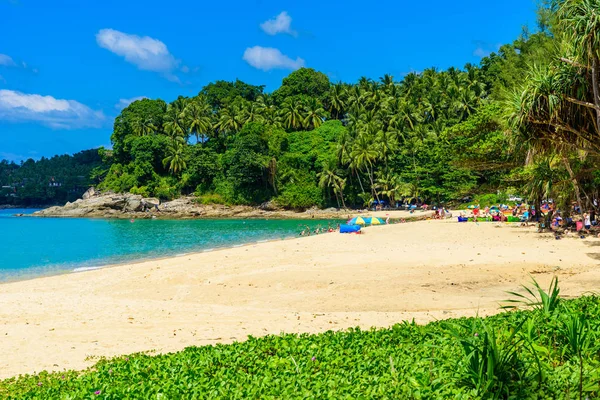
1;282;599;399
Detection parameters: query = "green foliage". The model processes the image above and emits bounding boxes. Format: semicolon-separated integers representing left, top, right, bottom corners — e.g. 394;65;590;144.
273;68;331;103
200;79;265;109
193;193;226;205
3;295;600;398
503;277;561;317
450;318;529;397
0;150;105;206
111;98;167;163
276;176;323;209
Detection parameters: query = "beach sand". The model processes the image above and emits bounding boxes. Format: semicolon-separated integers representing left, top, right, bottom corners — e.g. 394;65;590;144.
1;219;599;378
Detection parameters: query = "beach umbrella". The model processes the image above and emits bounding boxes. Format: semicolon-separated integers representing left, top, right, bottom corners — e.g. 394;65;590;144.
348;216;367;225
369;217;384;225
468;205;476;209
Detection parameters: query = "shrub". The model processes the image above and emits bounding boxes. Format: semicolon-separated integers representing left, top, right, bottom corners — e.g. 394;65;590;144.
276;180;323;210
194;193;226;205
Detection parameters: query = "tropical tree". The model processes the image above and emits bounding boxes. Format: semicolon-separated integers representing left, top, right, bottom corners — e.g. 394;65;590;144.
215;103;244;137
350;134;380;201
162;138;187;175
184;97;212;143
327;83;346;120
318;161;345;208
303;98;327;129
280;97;305;130
163;113;186;139
131;116;157;137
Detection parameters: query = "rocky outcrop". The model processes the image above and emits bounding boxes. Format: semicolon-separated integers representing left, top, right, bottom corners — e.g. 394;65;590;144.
33;192;148;218
29;190;358;220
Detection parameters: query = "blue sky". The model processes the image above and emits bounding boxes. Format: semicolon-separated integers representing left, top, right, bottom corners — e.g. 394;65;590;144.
0;0;538;162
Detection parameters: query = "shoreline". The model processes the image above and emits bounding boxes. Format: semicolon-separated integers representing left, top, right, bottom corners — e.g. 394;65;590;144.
2;219;597;379
25;191;438;220
0;213;428;285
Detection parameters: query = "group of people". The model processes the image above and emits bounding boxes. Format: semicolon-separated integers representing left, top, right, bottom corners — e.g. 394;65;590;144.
432;207;452;219
299;223;340;236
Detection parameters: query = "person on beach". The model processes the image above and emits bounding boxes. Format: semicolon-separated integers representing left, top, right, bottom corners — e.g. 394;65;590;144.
584;212;591;230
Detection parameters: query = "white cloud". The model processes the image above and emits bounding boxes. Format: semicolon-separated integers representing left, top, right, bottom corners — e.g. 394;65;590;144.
260;11;296;36
0;90;105;129
96;29;180;80
0;54;16;67
115;96;147;110
243;46;304;71
473;47;491;58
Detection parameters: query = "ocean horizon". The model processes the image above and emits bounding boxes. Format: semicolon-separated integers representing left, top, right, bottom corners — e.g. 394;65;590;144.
0;208;339;282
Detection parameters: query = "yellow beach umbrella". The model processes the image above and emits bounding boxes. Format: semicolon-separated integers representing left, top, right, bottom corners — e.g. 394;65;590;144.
349;216;367;225
369;217;383;225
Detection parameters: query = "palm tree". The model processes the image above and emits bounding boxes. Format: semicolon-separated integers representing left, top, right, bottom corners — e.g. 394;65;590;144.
333;178;347;209
131;116;156;136
375;128;398;167
163;113;186;139
375;171;403;205
327;83;346;120
215;103;244;137
350;134;380;201
280;98;305;130
184;97;212;143
303;98;327;129
380;74;394;87
318;161;344;208
256;94;283;128
240;100;264;125
162;138;187;175
453;88;479;120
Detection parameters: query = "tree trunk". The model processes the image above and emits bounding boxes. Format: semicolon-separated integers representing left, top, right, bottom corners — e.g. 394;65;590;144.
563;157;583;214
367;165;380;203
592;56;600;132
355;169;366;194
340;189;346;209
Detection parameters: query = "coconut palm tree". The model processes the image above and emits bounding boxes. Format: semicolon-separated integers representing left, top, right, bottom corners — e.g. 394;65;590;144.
334;178;347;209
327;83;346;120
184;97;212;143
280;97;305;130
131;116;157;136
162;138;187;175
303;98;327;129
350;134;380;201
240;100;264;125
163;113;186;139
256;94;282;128
215;103;244;137
318;161;342;208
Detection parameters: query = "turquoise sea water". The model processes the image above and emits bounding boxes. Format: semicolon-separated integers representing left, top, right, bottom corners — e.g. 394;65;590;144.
0;209;339;282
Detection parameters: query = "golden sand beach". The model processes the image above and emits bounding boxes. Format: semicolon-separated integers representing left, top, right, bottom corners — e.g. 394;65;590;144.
0;218;599;378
